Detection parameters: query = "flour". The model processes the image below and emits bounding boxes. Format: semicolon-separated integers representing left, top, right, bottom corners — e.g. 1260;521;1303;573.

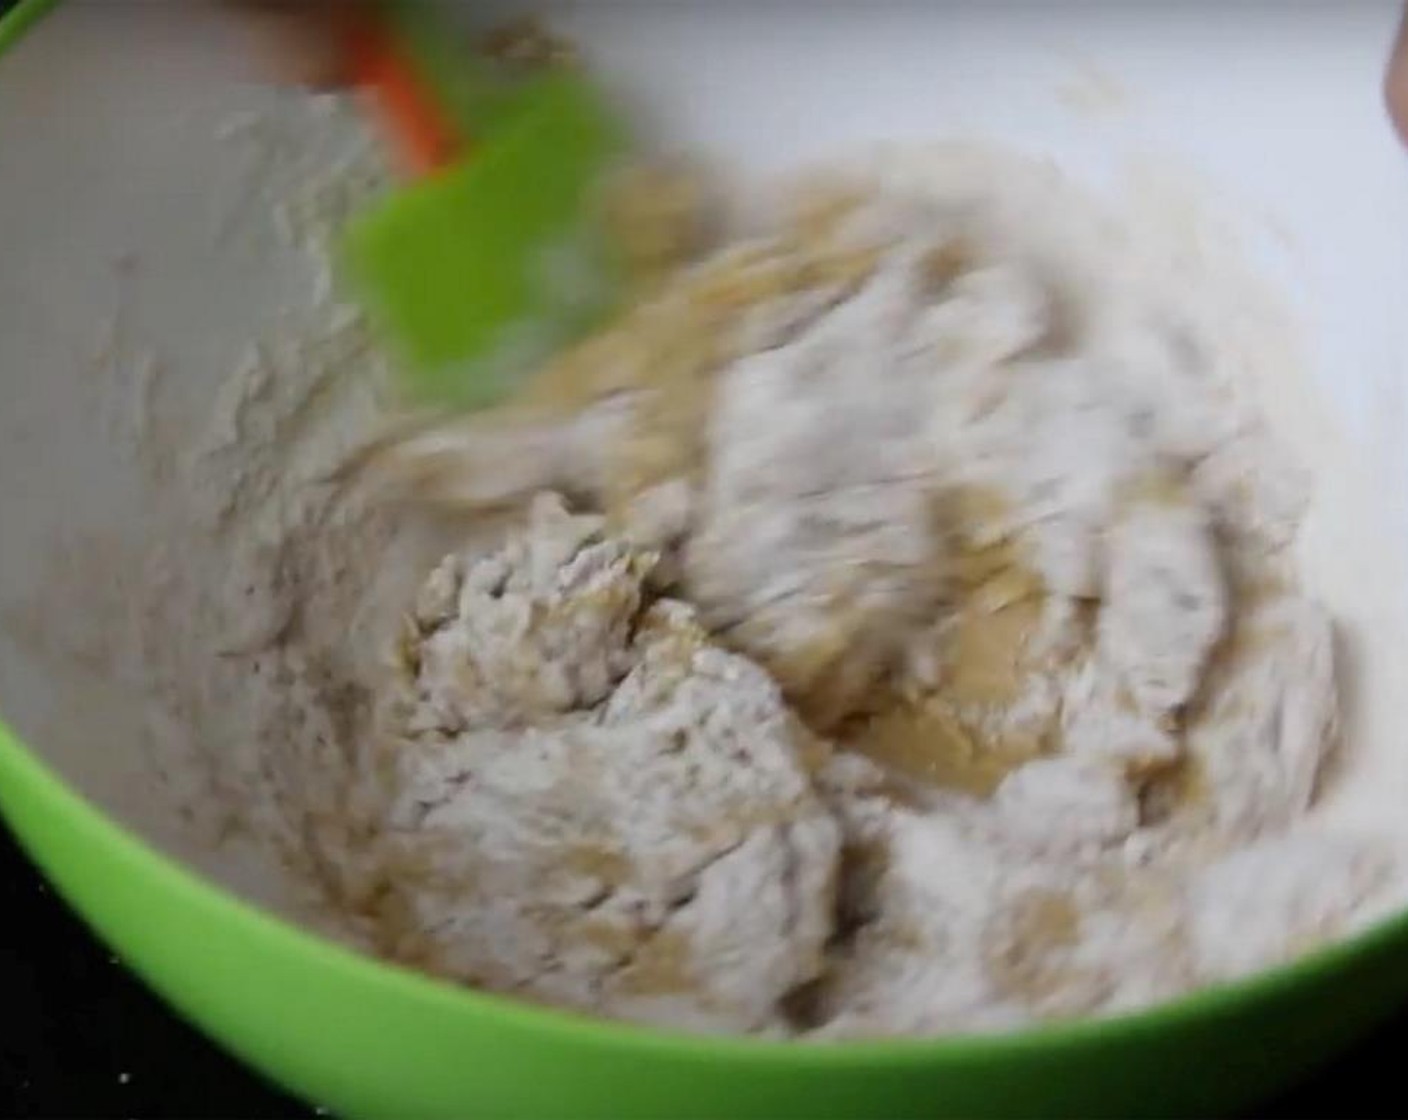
38;93;1396;1039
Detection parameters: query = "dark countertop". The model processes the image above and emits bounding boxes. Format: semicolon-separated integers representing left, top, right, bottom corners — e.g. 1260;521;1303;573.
0;825;312;1119
0;819;1400;1119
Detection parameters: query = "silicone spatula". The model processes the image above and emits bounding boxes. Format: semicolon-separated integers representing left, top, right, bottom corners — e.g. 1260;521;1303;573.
339;4;627;410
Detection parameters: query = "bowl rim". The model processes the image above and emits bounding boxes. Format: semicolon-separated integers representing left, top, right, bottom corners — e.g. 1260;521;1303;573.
3;0;1407;1070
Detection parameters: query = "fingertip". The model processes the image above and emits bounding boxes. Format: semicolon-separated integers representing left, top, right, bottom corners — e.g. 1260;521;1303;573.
1387;6;1408;146
233;1;354;89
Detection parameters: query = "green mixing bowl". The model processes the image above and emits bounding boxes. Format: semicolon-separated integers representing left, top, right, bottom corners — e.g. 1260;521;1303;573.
5;1;1408;1116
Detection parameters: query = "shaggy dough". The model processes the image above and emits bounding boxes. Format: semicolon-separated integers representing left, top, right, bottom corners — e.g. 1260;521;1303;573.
329;146;1384;1034
359;494;839;1034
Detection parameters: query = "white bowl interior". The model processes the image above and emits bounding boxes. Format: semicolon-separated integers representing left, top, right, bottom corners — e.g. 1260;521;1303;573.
2;0;1407;919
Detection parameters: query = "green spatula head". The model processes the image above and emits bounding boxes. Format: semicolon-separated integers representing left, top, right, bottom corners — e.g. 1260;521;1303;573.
344;70;627;411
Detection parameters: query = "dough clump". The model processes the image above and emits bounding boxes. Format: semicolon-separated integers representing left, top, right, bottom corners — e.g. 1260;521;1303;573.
361;494;839;1034
327;146;1385;1035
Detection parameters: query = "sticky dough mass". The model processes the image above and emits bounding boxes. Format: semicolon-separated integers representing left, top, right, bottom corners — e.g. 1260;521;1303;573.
368;495;838;1033
342;148;1375;1035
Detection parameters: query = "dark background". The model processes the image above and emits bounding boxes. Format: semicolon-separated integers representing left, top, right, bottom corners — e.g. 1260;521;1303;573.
0;825;316;1119
0;0;1404;1116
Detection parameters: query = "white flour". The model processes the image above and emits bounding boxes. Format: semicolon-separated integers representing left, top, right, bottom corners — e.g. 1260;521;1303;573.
28;99;1407;1038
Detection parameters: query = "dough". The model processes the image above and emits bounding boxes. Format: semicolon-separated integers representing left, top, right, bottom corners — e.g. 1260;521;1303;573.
358;495;839;1034
344;146;1385;1034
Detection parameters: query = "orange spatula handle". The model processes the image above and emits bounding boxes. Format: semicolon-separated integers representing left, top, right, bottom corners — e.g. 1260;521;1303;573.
340;8;464;178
